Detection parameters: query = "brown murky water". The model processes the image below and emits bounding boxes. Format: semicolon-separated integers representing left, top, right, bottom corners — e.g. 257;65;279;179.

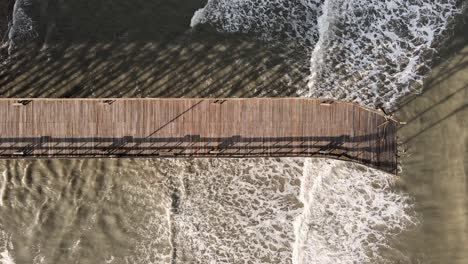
394;24;468;263
0;1;466;263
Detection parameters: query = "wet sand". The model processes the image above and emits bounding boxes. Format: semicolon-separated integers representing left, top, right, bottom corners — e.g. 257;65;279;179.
394;14;468;263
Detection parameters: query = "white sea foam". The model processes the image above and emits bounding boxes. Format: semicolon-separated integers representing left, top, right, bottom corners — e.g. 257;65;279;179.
192;0;458;110
307;0;459;109
293;159;417;264
0;251;15;264
0;171;7;207
0;1;460;263
173;158;303;263
8;0;37;53
188;1;459;262
119;160;177;264
191;0;323;47
0;229;15;264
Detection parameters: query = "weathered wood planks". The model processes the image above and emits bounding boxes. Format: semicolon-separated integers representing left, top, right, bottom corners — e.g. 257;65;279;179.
0;98;398;174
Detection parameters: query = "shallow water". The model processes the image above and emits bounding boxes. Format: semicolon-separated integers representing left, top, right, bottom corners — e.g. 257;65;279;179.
0;158;302;263
0;0;466;263
0;158;416;264
394;27;468;263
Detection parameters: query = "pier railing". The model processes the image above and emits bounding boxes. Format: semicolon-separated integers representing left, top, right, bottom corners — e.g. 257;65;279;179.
0;98;398;174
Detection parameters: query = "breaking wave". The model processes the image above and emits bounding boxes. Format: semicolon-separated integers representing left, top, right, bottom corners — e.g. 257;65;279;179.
307;0;459;109
191;0;458;262
8;0;37;53
0;0;460;263
293;159;417;264
173;158;304;263
192;0;459;109
191;0;323;47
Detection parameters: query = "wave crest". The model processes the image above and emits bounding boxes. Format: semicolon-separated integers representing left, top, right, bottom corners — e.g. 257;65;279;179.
293;159;418;264
307;0;459;109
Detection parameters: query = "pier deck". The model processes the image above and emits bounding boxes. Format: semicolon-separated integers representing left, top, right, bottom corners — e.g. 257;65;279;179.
0;98;397;173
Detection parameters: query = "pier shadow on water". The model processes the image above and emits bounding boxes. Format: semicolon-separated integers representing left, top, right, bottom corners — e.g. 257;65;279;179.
0;0;309;98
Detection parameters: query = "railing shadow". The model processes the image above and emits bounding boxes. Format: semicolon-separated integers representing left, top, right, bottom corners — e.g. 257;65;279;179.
0;0;310;98
0;134;397;173
392;7;468;113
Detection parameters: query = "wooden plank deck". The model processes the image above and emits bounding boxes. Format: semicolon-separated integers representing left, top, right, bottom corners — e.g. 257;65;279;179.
0;98;398;174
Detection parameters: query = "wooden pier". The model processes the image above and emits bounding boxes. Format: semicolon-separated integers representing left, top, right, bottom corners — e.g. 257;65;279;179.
0;98;397;173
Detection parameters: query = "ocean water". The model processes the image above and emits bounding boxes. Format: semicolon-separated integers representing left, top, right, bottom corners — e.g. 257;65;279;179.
192;0;459;109
190;0;459;262
0;0;465;263
293;159;416;264
0;158;417;263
